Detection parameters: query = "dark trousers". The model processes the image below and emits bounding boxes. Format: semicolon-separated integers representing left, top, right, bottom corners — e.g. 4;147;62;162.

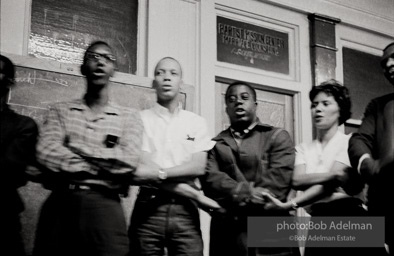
3;211;25;256
368;164;394;255
129;190;203;256
210;207;300;256
2;190;26;256
33;189;129;256
304;197;388;256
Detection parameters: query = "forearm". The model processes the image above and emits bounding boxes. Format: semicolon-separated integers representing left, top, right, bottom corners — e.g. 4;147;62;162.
348;101;376;168
267;129;295;200
292;172;336;189
36;105;92;174
67;138;141;172
158;182;200;200
37;140;92;174
359;156;380;179
287;185;332;210
164;152;207;181
202;170;251;207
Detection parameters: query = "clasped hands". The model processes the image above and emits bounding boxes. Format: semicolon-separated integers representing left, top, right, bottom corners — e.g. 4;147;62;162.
249;186;286;211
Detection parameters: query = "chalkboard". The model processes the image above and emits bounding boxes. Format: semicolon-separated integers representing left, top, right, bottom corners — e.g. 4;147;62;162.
10;66;187;125
10;65;187;255
29;0;138;74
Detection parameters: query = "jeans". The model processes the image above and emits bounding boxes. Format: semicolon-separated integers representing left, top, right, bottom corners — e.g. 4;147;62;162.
129;190;203;256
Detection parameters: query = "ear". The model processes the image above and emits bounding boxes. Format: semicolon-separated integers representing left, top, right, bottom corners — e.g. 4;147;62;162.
179;79;184;91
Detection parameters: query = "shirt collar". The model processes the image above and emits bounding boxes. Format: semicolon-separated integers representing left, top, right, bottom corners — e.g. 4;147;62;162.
68;99;121;115
230;120;259;137
314;130;344;152
213;118;272;141
153;102;182;118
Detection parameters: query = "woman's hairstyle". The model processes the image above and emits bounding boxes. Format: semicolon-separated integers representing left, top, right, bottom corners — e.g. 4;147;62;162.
309;79;352;125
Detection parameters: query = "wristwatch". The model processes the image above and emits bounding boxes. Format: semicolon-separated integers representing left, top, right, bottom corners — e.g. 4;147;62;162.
158;169;167;181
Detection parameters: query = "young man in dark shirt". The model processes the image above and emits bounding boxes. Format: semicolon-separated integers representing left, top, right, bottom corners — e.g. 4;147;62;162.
1;54;39;256
201;81;300;256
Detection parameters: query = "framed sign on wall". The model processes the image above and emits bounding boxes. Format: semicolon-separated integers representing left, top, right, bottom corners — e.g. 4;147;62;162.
217;16;289;75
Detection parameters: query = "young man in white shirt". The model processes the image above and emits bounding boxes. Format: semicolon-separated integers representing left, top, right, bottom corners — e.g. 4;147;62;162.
129;57;216;256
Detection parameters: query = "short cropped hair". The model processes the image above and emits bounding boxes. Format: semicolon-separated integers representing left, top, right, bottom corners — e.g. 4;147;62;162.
309;79;352;125
0;55;16;88
154;57;183;78
225;81;257;103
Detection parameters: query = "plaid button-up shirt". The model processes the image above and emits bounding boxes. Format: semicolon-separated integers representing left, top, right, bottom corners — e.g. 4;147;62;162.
36;99;143;188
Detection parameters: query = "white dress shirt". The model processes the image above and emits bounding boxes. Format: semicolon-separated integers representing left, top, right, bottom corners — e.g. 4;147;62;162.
295;131;354;208
140;103;215;168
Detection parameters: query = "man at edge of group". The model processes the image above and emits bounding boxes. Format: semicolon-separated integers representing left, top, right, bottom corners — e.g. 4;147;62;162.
348;42;394;255
1;54;39;256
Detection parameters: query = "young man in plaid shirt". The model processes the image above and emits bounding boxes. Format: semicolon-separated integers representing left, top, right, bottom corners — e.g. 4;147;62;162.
33;41;155;256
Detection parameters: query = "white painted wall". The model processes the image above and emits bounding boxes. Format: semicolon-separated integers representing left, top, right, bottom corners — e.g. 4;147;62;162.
1;1;393;256
259;0;394;37
1;0;31;55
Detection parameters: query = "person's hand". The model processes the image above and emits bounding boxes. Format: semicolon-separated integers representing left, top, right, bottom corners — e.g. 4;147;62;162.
360;157;380;177
332;167;349;186
261;191;287;211
250;187;275;205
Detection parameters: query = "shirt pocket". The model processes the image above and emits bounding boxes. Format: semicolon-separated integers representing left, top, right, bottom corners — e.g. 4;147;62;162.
98;118;123;147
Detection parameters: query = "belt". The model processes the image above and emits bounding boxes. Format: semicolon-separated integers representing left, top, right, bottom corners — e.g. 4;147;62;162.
137;187;195;205
58;183;126;197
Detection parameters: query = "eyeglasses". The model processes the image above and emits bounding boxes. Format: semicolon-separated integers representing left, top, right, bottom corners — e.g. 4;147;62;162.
85;51;116;63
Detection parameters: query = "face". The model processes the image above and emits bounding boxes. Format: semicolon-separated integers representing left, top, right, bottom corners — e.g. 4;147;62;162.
311;92;340;130
153;58;182;102
82;44;115;87
225;84;257;128
383;53;394;85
